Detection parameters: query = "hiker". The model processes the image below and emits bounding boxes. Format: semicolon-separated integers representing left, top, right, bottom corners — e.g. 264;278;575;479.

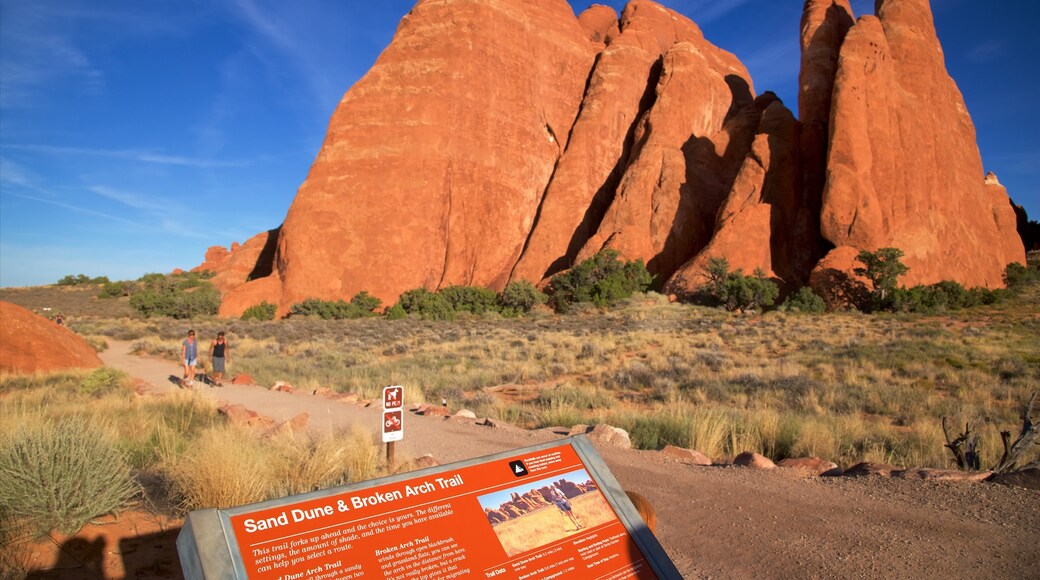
548;484;583;531
182;329;199;387
209;331;230;386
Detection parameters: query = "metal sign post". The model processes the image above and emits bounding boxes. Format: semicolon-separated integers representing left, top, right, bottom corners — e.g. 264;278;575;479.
382;385;404;471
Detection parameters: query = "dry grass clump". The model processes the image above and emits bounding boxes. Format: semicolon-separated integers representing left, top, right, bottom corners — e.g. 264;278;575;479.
168;425;381;512
0;369;384;531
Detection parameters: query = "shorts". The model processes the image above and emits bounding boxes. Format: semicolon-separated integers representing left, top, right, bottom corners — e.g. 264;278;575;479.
555;500;572;513
212;356;226;372
185;357;197;367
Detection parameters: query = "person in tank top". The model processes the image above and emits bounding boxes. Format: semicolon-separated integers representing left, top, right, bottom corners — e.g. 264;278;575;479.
209;331;230;386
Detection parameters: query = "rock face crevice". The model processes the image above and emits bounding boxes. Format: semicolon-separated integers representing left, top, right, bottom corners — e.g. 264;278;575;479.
204;0;1024;315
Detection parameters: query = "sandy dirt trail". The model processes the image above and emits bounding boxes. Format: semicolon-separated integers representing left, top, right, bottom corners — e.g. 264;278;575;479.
100;341;1039;579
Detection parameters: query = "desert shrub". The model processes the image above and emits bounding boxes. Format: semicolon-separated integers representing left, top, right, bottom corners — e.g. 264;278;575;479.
701;258;779;312
56;274;110;286
98;280;136;298
440;285;498;315
397;288;455;321
289;292;381;320
854;247;909;311
498;281;547;316
241;302;277;321
0;418;139;535
891;281;1008;314
780;286;826;313
350;291;382;314
1004;262;1040;291
130;278;220;319
79;367;132;397
547;250;653;312
385;303;407;320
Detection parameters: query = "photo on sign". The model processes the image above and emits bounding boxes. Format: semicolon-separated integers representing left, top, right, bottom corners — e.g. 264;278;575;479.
476;468;618;557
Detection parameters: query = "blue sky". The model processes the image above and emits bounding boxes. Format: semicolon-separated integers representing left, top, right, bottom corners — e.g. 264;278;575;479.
1;0;1036;288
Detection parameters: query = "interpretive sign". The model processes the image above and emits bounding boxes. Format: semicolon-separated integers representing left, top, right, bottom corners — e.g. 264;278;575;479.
177;435;681;579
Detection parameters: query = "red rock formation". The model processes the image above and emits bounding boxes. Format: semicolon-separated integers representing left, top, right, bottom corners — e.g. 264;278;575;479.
191;246;231;274
666;94;814;295
511;1;702;283
799;0;854;219
212;228;281;317
983;173;1029;262
0;301;103;374
576;33;757;281
268;0;598;316
814;0;1025;291
577;4;619;44
196;0;1024;314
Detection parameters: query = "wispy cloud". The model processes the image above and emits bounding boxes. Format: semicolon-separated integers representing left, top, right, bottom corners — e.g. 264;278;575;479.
223;0;336;113
89;185;166;212
3;190;141;226
682;0;755;25
966;40;1006;64
0;0;203;108
4;144;249;168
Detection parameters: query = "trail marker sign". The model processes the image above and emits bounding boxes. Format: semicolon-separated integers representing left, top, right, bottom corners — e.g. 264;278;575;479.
382;385;404;443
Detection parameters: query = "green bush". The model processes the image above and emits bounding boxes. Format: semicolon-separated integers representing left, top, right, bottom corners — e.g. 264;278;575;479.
780;287;826;313
385;303;407;320
440;286;498;315
241;302;277;321
350;291;382;314
0;418;139;535
130;283;221;319
890;281;1009;314
547;250;653;312
1004;262;1040;291
98;280;135;298
79;367;131;397
701;258;779;312
498;280;547;316
56;274;110;286
854;248;909;311
397;289;455;321
289;292;381;320
78;367;132;399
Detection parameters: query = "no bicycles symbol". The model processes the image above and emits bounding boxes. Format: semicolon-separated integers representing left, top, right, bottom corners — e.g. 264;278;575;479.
383;410;403;442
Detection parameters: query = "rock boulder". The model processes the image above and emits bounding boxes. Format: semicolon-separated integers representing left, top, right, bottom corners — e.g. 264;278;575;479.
0;301;103;374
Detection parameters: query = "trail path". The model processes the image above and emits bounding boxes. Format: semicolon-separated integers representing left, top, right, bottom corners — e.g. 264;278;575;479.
100;341;1039;579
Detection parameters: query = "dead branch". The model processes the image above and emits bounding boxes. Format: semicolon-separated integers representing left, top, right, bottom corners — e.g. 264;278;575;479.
992;392;1039;474
942;416;981;471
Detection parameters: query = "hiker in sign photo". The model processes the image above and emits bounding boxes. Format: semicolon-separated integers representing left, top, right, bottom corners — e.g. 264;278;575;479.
549;483;583;531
